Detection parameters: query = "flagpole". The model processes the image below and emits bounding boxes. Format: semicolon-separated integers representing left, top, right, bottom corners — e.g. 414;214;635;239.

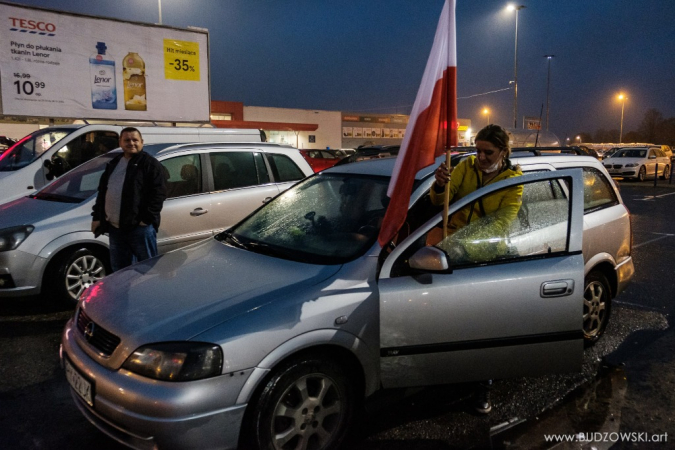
442;149;451;238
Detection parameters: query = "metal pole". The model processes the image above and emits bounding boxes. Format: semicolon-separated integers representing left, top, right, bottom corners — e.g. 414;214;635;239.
544;55;554;131
619;99;625;143
513;9;519;128
158;0;162;24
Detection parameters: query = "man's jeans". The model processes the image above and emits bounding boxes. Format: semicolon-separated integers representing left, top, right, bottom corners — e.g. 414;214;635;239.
108;225;158;272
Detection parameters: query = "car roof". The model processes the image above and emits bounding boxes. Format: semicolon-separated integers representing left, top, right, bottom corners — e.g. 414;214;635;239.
136;142;299;159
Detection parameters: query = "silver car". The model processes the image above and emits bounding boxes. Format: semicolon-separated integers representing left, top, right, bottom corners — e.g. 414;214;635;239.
0;142;313;304
61;153;633;449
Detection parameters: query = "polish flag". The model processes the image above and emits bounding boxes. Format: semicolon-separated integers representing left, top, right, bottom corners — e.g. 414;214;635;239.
378;0;458;247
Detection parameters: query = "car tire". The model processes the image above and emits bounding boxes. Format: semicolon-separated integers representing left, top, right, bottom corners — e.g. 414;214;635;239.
637;166;646;182
242;354;354;450
661;165;670;180
583;271;611;346
51;248;109;305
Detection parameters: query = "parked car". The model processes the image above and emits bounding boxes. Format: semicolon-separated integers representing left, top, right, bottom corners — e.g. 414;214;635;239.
513;146;600;159
298;149;344;172
0;125;264;206
660;145;673;160
61;152;633;450
0;142;313;304
602;146;671;181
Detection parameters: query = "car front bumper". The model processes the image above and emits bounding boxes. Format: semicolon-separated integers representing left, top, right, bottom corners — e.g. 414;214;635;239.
0;249;44;297
61;318;250;450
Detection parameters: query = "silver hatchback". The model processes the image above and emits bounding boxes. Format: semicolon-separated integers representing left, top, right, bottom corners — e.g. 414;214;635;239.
0;142;313;304
61;154;633;450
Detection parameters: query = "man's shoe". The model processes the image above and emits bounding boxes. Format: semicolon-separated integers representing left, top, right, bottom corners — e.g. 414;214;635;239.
473;383;492;414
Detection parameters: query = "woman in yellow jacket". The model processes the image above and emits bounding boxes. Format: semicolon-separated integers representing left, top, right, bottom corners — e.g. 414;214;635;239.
429;124;523;262
429;124;523;415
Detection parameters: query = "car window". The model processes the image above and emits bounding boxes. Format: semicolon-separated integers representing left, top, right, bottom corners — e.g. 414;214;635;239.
267;153;305;182
33;153;116;203
0;128;71;171
52;131;119;173
582;168;618;212
161;154;202;198
394;178;574;273
228;173;390;264
211;151;260;190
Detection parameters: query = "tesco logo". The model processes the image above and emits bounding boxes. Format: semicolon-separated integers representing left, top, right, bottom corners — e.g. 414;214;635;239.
9;17;56;33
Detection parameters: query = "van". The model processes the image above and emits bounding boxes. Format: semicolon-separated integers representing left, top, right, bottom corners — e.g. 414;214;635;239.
0;124;263;205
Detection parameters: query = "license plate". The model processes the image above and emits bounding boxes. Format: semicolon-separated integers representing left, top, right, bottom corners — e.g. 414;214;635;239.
65;358;94;406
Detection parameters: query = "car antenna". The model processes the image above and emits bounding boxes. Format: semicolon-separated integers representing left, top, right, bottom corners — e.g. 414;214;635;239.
534;103;543;147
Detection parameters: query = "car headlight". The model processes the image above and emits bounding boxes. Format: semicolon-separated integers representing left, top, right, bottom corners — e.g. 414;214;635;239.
122;342;223;381
625;163;638;167
0;225;34;252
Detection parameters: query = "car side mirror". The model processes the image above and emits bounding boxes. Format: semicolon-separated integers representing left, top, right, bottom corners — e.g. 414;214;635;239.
409;246;449;272
43;159;54;180
649;155;656;159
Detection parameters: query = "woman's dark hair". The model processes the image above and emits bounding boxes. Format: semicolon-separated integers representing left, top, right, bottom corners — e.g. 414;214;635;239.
475;124;510;156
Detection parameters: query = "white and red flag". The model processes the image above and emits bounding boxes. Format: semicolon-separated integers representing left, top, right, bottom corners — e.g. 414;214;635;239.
378;0;458;246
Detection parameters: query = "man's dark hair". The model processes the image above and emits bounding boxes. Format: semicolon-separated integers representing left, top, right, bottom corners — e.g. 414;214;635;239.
120;127;143;140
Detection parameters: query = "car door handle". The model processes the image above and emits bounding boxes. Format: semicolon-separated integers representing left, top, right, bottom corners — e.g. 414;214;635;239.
541;279;574;298
190;208;208;216
262;197;273;204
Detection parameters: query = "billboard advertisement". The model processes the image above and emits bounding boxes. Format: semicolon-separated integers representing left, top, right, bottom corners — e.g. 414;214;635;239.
0;2;210;122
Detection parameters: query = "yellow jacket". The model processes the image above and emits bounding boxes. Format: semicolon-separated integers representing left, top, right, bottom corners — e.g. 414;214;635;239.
429;155;523;261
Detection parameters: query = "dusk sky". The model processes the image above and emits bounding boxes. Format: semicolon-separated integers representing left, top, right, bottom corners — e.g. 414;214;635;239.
9;0;675;142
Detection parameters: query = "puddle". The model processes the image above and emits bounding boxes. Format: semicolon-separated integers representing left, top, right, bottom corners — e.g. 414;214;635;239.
491;364;627;449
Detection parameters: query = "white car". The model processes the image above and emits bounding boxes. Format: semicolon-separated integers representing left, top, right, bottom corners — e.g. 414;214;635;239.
602;146;671;181
0;142;312;304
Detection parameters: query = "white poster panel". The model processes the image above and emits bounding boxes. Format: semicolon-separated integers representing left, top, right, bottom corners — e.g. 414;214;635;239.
0;3;210;122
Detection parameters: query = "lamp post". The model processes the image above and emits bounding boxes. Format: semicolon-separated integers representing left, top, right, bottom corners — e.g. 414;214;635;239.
576;135;581;144
482;108;490;125
544;55;554;130
508;4;525;129
158;0;162;24
617;94;627;143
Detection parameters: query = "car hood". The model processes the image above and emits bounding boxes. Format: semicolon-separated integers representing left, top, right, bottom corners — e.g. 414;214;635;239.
0;195;83;229
79;238;342;346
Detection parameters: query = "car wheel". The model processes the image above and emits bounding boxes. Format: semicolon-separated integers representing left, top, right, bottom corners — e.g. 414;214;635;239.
637;166;646;182
52;248;109;305
583;272;611;345
661;165;670;180
243;355;354;450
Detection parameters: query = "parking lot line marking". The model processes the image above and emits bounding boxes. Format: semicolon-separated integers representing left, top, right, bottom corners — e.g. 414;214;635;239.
633;233;673;249
655;191;675;198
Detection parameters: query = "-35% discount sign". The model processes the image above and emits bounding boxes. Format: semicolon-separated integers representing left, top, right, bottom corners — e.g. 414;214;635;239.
164;39;200;81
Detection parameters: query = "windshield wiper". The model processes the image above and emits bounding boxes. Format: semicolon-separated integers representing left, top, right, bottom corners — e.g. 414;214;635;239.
30;192;81;203
219;229;249;250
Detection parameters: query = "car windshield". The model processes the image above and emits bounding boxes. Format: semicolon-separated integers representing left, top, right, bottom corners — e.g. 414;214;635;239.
0;128;73;171
613;149;647;158
222;173;391;264
31;153;115;203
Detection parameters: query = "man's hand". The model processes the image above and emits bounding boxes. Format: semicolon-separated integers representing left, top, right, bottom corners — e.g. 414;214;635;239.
434;162;454;188
91;221;100;234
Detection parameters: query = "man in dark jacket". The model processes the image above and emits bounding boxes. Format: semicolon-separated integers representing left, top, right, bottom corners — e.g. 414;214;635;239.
91;127;167;272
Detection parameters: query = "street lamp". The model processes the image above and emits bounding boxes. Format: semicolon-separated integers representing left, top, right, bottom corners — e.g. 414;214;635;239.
544;55;554;130
576;135;581;144
158;0;162;24
617;93;627;143
507;4;525;129
482;107;490;125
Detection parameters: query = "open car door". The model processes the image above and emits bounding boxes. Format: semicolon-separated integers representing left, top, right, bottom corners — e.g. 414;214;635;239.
378;169;585;388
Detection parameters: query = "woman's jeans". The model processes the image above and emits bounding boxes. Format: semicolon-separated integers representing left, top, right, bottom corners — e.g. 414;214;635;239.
108;225;158;272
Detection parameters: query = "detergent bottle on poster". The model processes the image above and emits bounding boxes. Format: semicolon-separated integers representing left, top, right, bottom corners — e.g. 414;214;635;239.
89;42;117;110
123;52;147;111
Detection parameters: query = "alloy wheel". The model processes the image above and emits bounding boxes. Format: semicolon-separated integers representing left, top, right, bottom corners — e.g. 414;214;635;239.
65;254;106;301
